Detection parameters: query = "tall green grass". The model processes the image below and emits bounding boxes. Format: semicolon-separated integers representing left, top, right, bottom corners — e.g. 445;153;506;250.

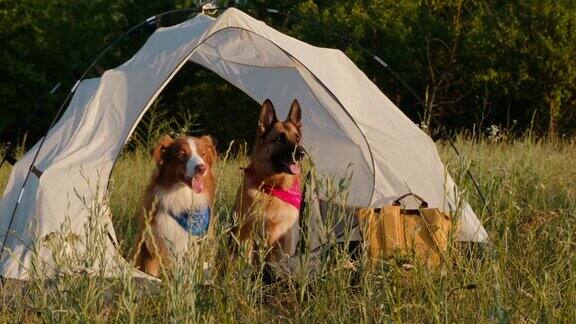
0;136;575;322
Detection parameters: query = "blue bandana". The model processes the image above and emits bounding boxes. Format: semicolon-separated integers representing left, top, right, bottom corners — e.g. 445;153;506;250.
171;208;211;236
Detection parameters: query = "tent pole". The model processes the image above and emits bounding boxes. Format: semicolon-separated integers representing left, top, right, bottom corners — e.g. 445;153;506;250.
69;2;215;76
265;8;493;217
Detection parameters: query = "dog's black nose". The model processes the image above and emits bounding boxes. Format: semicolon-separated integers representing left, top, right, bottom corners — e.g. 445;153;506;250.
195;164;206;175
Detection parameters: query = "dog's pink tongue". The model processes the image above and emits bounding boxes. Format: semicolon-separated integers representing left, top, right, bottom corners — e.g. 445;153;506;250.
192;176;204;194
288;163;300;175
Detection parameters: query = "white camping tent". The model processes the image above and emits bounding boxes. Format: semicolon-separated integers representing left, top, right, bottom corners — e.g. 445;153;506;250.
0;8;487;279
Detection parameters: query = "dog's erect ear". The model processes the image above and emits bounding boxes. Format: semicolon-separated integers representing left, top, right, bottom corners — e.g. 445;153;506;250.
286;99;302;130
151;135;174;166
258;99;278;136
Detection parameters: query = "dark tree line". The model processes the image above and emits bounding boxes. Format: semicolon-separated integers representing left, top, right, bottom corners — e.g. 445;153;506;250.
1;0;575;152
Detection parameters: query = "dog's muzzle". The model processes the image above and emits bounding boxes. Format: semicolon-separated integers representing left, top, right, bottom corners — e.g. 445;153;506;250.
273;145;306;175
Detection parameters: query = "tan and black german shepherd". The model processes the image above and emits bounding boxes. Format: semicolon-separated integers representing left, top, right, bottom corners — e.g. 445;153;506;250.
234;99;306;263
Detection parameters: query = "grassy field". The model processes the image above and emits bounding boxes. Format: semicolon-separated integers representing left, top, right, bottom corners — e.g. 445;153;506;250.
0;136;575;322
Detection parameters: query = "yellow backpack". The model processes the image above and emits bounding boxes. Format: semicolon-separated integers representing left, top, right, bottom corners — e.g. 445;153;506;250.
356;193;453;268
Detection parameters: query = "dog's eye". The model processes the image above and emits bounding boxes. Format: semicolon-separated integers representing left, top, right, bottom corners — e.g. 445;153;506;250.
275;134;285;143
200;151;206;157
178;151;187;160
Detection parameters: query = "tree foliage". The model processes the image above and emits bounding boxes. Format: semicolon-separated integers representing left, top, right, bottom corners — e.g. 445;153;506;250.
1;0;575;151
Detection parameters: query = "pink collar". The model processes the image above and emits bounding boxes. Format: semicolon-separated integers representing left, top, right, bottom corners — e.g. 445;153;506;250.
244;168;302;210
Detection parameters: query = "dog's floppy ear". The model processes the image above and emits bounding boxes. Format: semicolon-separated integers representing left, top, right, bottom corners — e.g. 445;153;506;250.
198;135;218;163
151;135;174;166
286;99;302;130
258;99;277;136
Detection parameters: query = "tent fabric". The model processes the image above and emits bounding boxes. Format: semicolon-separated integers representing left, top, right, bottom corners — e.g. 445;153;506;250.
0;8;487;279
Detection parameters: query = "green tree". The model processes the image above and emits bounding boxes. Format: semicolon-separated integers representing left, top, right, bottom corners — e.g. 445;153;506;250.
2;0;576;150
288;0;576;136
503;0;576;136
0;0;129;142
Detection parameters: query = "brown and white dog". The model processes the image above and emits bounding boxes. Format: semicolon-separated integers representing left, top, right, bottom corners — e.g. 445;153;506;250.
234;99;305;263
134;135;217;277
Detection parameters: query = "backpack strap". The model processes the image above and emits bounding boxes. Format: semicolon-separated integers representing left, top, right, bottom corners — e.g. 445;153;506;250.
393;193;428;208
